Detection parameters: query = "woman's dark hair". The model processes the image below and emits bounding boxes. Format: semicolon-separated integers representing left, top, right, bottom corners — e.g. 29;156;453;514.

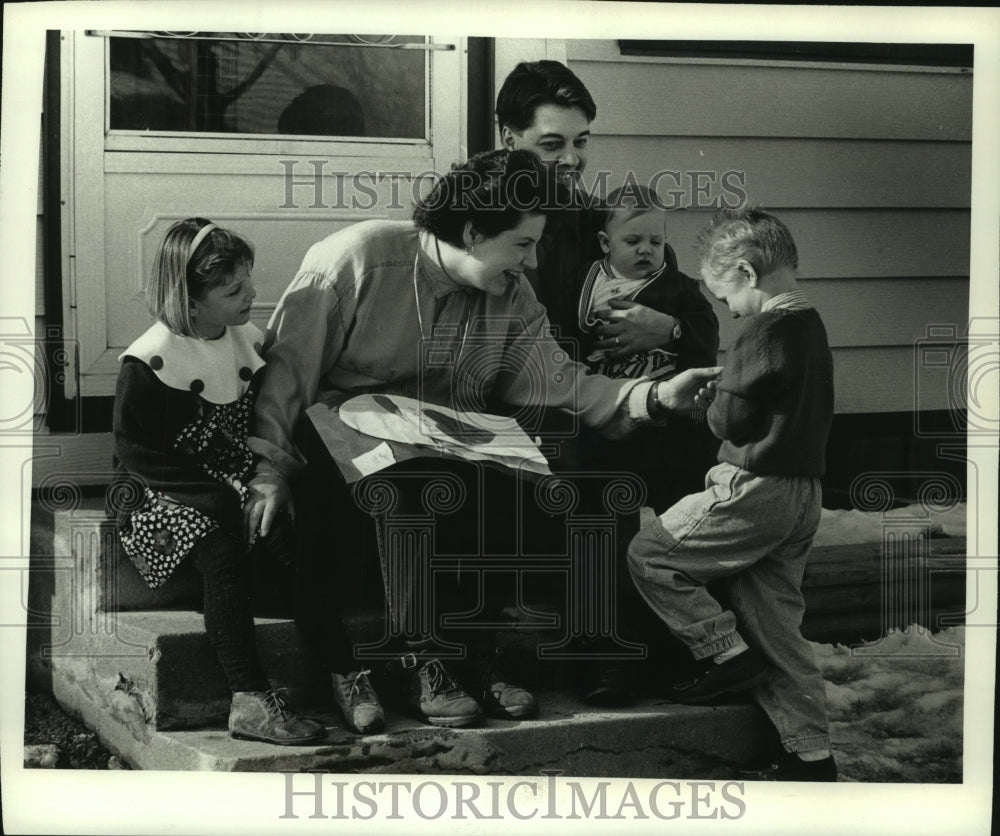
413;149;568;248
495;60;597;136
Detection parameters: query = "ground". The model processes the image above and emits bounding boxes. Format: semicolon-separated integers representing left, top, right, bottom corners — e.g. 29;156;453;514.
816;626;964;783
23;692;130;770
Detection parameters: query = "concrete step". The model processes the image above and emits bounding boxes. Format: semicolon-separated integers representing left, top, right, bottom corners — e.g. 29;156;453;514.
30;494;966;774
33;497;968;638
51;676;773;775
46;610;332;734
38;597;775;774
800;536;967;643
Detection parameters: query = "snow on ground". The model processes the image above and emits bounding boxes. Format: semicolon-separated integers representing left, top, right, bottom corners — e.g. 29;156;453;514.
641;501;969;782
811;502;967;783
813;625;965;783
812;502;967;547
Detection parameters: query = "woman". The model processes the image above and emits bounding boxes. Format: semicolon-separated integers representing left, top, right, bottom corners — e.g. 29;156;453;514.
244;150;719;731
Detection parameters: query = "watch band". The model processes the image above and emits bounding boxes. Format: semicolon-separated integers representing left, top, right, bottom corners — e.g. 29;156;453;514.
646;380;666;419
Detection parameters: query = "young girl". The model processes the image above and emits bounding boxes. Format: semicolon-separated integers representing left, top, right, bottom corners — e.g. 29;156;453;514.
109;218;330;745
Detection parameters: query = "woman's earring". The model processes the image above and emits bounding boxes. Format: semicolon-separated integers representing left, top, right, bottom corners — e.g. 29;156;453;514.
466;243;475;255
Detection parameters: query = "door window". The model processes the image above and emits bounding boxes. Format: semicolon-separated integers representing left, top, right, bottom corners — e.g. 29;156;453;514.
107;33;430;141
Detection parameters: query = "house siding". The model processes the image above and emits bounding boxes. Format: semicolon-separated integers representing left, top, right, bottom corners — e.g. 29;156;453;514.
566;40;973;415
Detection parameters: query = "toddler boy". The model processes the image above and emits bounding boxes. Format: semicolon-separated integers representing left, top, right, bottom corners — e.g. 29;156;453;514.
627;206;837;781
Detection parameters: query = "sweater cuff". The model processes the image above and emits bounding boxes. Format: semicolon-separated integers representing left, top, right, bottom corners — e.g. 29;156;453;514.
253;460;289;482
627;381;655;422
248;436;303;481
630;380;671;425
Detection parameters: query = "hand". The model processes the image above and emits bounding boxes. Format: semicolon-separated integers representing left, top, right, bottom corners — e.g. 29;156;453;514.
594;300;678;359
655;367;723;415
694;377;720;410
243;472;293;540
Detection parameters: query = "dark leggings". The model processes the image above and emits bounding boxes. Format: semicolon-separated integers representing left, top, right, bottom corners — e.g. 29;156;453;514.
189;528;271;694
191;521;357;691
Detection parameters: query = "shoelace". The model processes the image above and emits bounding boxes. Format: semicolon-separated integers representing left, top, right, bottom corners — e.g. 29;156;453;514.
263;687;290;719
347;669;376;702
422;659;463;699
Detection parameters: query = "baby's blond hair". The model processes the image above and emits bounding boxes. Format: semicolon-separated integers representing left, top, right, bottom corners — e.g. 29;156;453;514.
602;184;665;232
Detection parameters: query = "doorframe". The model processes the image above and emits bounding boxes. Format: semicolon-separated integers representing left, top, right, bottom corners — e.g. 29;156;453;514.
57;29;469;401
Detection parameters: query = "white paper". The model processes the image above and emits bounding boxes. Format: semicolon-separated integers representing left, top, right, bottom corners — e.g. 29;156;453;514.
350;441;397;476
340;394;551;473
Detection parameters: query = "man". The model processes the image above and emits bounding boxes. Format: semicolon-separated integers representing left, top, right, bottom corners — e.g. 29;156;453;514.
495;59;599;342
496;60;689;374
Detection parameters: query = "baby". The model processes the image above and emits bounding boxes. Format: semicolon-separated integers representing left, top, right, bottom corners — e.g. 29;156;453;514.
579;185;718;380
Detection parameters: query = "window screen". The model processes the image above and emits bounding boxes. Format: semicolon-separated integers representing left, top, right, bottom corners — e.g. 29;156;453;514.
108;33;429;139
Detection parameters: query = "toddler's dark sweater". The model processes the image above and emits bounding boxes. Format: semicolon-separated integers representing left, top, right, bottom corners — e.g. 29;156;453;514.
708;307;834;477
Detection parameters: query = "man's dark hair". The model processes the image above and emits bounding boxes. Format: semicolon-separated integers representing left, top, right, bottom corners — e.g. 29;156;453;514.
495;60;597;137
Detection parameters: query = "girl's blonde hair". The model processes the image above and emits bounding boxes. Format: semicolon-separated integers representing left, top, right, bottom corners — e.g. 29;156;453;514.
146;218;255;337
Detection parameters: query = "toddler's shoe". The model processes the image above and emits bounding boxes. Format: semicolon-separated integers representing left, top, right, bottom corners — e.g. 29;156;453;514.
229;687;327;745
578;664;636;707
741;752;838;782
332;670;385;735
567;637;636;707
385;653;483;728
666;647;769;704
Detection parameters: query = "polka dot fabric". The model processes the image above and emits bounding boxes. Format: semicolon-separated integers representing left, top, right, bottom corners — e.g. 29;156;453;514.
119;488;218;589
121;386;257;589
174;386;256;505
115;322;268;588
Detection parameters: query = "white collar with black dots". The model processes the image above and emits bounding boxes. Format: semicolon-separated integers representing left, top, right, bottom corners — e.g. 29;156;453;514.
120;321;266;404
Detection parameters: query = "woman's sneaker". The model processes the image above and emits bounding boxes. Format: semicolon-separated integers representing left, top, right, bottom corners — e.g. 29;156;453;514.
385;653;483;728
229;688;327;745
332;670;385;735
